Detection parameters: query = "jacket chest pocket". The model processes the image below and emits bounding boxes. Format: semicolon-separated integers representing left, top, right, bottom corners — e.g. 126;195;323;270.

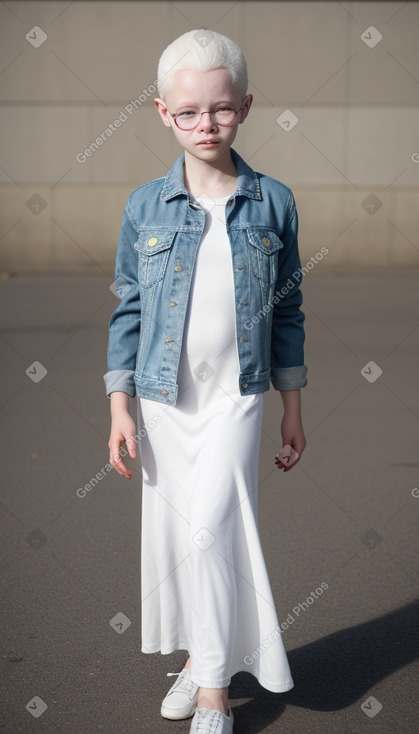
247;229;284;285
134;231;176;288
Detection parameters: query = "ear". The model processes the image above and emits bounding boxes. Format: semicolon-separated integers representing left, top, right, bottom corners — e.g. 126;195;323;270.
239;94;253;124
154;97;172;128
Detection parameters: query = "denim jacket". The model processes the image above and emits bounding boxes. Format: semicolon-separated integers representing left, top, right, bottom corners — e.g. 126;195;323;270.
103;146;308;406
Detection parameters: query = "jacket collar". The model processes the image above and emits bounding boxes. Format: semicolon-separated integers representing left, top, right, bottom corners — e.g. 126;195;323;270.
160;146;262;202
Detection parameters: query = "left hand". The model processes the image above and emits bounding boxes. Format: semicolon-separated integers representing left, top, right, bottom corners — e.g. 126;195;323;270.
274;412;306;472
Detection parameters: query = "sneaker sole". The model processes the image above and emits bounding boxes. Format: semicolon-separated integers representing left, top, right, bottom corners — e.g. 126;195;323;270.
160;704;197;720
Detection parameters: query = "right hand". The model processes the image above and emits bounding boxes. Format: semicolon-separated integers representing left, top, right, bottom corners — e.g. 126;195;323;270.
108;412;137;479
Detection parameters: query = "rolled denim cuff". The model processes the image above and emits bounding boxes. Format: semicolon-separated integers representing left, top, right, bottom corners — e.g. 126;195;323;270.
103;369;136;398
271;365;308;391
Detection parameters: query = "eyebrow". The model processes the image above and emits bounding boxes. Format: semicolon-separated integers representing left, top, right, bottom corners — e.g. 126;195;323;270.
176;100;235;107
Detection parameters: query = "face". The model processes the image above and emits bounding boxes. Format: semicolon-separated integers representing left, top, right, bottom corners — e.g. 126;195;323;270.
154;67;253;162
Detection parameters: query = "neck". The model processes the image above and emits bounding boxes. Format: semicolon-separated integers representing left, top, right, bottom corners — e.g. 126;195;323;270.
183;148;238;197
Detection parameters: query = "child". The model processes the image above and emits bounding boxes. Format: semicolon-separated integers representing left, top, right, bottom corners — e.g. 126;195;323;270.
104;28;308;734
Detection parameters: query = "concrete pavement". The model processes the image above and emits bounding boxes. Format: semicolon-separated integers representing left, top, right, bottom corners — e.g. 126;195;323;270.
1;273;418;733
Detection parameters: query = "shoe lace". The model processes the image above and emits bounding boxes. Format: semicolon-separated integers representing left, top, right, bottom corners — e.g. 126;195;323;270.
195;707;224;733
166;668;195;695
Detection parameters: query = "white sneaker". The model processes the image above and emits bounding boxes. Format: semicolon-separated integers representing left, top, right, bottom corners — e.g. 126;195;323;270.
160;667;199;720
189;706;234;733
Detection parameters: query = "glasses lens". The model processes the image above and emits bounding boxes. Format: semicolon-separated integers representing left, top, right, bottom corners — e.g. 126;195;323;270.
176;111;200;129
175;108;237;130
213;108;237;125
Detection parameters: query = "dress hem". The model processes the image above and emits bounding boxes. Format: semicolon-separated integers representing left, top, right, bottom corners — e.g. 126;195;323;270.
140;641;294;693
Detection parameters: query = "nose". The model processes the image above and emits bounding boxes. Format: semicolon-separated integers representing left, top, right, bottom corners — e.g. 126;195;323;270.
198;111;217;132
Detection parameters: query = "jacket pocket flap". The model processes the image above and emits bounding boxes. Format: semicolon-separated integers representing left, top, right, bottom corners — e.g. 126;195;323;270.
247;229;284;254
134;230;176;256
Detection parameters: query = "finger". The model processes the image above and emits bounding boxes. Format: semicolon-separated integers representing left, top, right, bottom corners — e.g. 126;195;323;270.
125;435;137;458
275;445;298;468
109;448;133;479
282;457;299;472
111;457;133;479
275;451;300;472
282;453;300;472
274;456;286;471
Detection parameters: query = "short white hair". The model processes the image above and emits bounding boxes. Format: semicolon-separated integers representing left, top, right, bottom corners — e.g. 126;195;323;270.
156;28;248;103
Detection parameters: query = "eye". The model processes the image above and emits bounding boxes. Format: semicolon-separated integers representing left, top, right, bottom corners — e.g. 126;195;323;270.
178;110;197;118
215;107;235;116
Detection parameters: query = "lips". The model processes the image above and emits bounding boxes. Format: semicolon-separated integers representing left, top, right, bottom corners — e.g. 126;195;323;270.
198;140;219;145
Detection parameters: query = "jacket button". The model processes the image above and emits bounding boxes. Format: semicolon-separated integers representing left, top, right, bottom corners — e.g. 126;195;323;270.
242;383;248;388
237;265;244;270
174;265;182;272
148;236;158;247
227;199;233;206
169;301;177;306
262;237;271;246
164;337;172;342
161;390;168;396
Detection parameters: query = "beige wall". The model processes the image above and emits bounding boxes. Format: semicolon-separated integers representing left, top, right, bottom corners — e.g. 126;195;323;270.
0;1;418;274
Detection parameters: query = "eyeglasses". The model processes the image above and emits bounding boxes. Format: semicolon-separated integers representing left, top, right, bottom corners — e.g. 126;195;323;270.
169;105;244;131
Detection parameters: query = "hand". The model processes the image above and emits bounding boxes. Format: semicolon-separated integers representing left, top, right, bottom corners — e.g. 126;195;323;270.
108;412;137;479
274;412;306;472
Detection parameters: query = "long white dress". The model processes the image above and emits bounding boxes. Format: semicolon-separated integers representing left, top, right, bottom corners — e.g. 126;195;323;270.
136;193;294;692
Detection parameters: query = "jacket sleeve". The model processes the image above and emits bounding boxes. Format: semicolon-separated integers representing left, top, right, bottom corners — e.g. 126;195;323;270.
270;192;308;391
103;198;141;398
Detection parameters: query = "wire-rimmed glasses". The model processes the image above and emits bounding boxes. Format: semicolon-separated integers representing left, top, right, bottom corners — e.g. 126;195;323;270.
169;105;244;131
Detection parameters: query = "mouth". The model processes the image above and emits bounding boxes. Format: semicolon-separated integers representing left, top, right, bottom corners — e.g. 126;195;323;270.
197;140;219;146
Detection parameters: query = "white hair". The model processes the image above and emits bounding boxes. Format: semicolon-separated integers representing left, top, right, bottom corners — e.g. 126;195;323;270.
156;28;248;103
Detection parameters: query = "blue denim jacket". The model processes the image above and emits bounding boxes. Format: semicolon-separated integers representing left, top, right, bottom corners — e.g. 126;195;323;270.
103;146;308;406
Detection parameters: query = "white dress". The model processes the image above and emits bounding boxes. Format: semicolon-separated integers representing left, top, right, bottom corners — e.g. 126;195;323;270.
136;193;294;693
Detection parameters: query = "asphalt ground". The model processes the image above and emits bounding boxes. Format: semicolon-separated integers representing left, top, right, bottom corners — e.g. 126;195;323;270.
0;273;418;733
